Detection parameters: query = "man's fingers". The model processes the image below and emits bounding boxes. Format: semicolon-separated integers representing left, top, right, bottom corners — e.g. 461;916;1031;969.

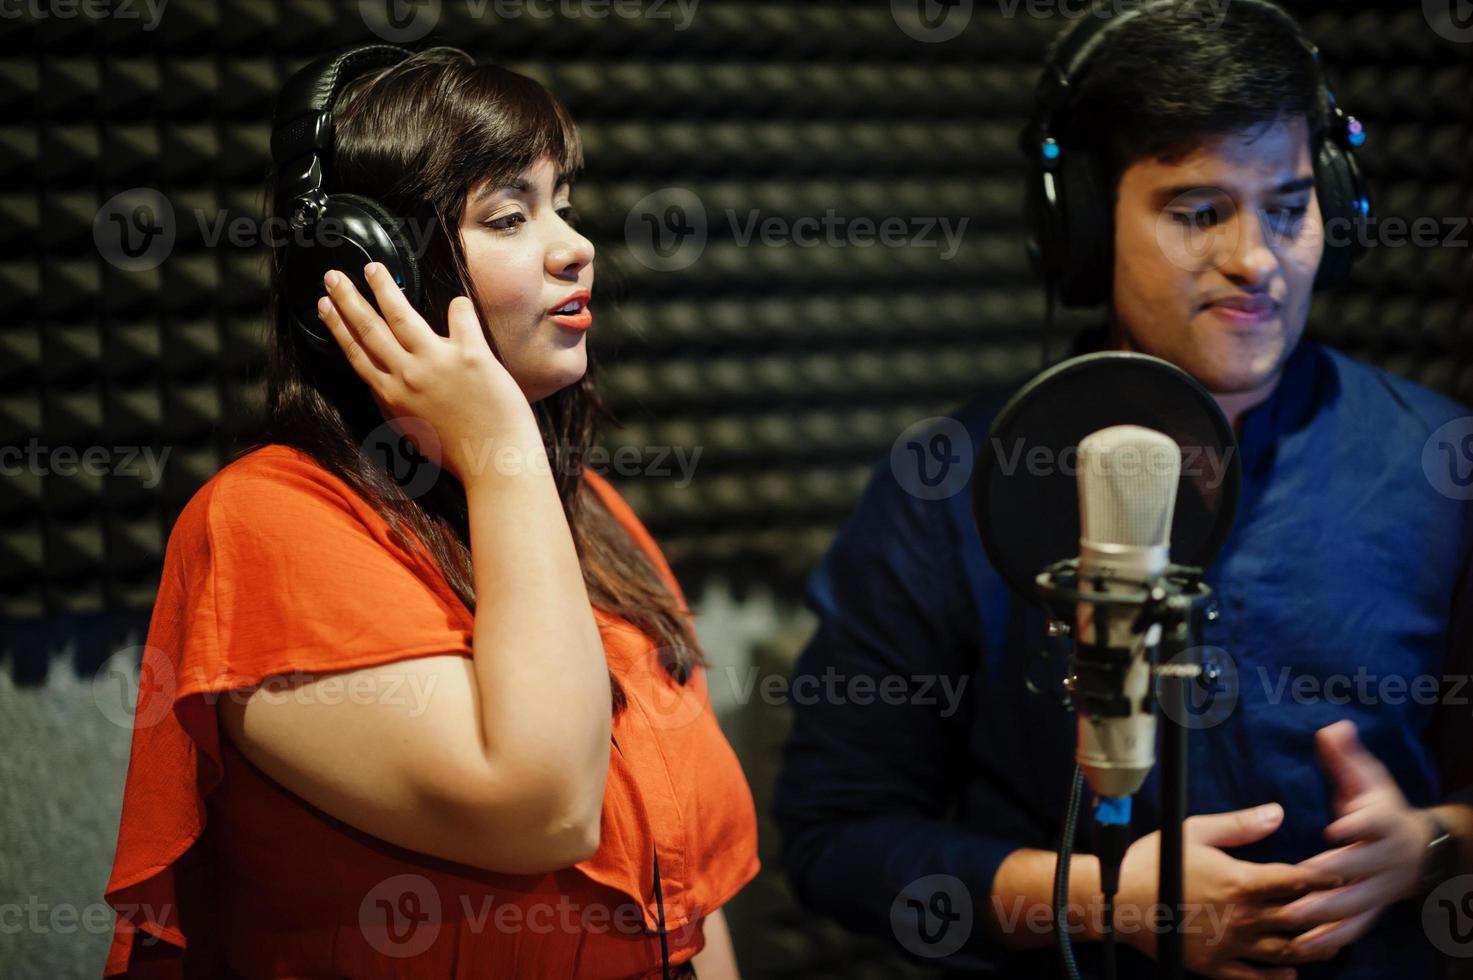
1239;862;1344;901
1324;805;1389;845
1314;720;1390;803
1237;930;1337;965
362;262;432;353
1187;803;1283;849
1296;839;1393;883
1282;908;1377;961
324;268;407;374
1260;878;1379;932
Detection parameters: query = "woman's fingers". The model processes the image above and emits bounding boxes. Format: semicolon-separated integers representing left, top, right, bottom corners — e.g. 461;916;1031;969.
316;293;390;382
446;295;487;353
323;269;408;375
362;262;433;354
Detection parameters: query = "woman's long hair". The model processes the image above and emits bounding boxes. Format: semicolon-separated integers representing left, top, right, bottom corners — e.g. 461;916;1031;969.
235;47;702;711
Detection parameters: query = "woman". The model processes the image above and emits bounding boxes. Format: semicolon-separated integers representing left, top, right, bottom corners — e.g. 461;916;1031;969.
102;45;758;978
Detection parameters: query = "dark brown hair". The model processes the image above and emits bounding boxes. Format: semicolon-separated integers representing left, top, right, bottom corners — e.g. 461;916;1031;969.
237;47;702;712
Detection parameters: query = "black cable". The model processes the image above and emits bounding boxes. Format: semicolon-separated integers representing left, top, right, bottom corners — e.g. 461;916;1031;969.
1093;802;1131;980
653;849;670;980
1055;765;1085;980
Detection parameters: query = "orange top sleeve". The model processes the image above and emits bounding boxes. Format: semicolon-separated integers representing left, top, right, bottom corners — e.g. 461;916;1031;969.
102;444;759;978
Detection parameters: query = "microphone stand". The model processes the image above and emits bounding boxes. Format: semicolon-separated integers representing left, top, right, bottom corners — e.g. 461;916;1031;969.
1037;561;1213;980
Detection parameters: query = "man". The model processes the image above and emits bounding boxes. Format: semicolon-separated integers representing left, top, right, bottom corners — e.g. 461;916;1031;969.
773;2;1473;978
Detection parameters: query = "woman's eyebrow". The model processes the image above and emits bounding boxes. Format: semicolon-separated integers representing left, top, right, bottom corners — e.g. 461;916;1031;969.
473;173;572;203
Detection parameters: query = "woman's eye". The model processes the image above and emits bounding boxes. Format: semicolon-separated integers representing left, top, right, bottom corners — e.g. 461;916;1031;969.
483;212;525;232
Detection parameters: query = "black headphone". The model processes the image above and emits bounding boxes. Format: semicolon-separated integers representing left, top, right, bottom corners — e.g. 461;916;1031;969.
271;44;426;361
1021;0;1371;309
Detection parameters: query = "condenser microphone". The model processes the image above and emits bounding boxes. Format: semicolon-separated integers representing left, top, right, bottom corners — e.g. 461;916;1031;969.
1073;424;1181;800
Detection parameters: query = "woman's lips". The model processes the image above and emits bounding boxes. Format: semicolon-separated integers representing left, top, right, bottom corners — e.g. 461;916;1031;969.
547;289;592;331
550;307;593;331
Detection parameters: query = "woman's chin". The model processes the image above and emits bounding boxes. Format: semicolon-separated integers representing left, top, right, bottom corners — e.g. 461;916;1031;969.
525;351;588;402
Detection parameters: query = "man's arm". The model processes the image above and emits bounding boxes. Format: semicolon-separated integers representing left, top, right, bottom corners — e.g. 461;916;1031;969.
772;451;1062;970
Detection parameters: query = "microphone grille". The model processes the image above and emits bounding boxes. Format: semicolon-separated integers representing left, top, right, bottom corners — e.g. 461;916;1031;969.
1077;425;1181;548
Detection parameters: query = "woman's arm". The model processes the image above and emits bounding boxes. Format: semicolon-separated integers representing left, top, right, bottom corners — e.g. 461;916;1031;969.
689;907;740;980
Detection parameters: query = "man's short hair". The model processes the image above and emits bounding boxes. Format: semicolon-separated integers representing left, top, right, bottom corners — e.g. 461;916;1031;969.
1052;0;1330;188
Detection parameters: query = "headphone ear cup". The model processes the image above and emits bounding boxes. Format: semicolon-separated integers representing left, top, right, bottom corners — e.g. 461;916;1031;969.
1056;151;1112;308
332;192;426;312
283;193;427;355
1311;138;1365;292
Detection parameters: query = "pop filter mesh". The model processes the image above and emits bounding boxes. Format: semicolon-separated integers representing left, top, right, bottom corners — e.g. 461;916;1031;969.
971;351;1241;602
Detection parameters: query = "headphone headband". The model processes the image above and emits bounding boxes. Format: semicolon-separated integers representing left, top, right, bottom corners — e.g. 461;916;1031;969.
270;44;426;362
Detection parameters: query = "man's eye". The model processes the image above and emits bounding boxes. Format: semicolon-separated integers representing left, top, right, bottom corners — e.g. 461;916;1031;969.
484;212;525;232
1266;206;1309;234
1171;206;1222;230
557;205;579;226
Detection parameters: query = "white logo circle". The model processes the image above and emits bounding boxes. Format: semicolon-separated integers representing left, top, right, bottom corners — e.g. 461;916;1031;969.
624;188;707;272
359;873;442;958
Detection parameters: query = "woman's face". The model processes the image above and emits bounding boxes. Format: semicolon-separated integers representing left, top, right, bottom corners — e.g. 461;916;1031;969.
458;155;595;403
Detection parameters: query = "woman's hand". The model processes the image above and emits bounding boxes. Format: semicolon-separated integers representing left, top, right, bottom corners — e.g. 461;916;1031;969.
1114;803;1345;979
316;262;534;484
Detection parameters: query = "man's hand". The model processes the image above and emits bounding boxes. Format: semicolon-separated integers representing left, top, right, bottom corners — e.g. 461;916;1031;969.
1272;719;1435;960
1115;803;1345;979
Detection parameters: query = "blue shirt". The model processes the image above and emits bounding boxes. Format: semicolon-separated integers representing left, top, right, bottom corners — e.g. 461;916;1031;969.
773;331;1473;978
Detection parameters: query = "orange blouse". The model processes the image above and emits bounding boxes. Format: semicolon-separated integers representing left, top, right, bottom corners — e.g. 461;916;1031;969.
102;444;760;978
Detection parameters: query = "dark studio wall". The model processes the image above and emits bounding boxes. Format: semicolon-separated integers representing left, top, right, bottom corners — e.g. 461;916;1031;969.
1;1;1469;976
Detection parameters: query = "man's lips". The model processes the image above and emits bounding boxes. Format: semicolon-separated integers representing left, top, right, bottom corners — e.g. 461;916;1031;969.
1201;294;1280;325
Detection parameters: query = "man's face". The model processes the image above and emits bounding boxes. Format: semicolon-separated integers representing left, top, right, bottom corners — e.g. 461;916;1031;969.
1109;115;1324;395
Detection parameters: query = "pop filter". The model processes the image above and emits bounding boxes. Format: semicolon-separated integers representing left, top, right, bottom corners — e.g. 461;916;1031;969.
971;351;1241;603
